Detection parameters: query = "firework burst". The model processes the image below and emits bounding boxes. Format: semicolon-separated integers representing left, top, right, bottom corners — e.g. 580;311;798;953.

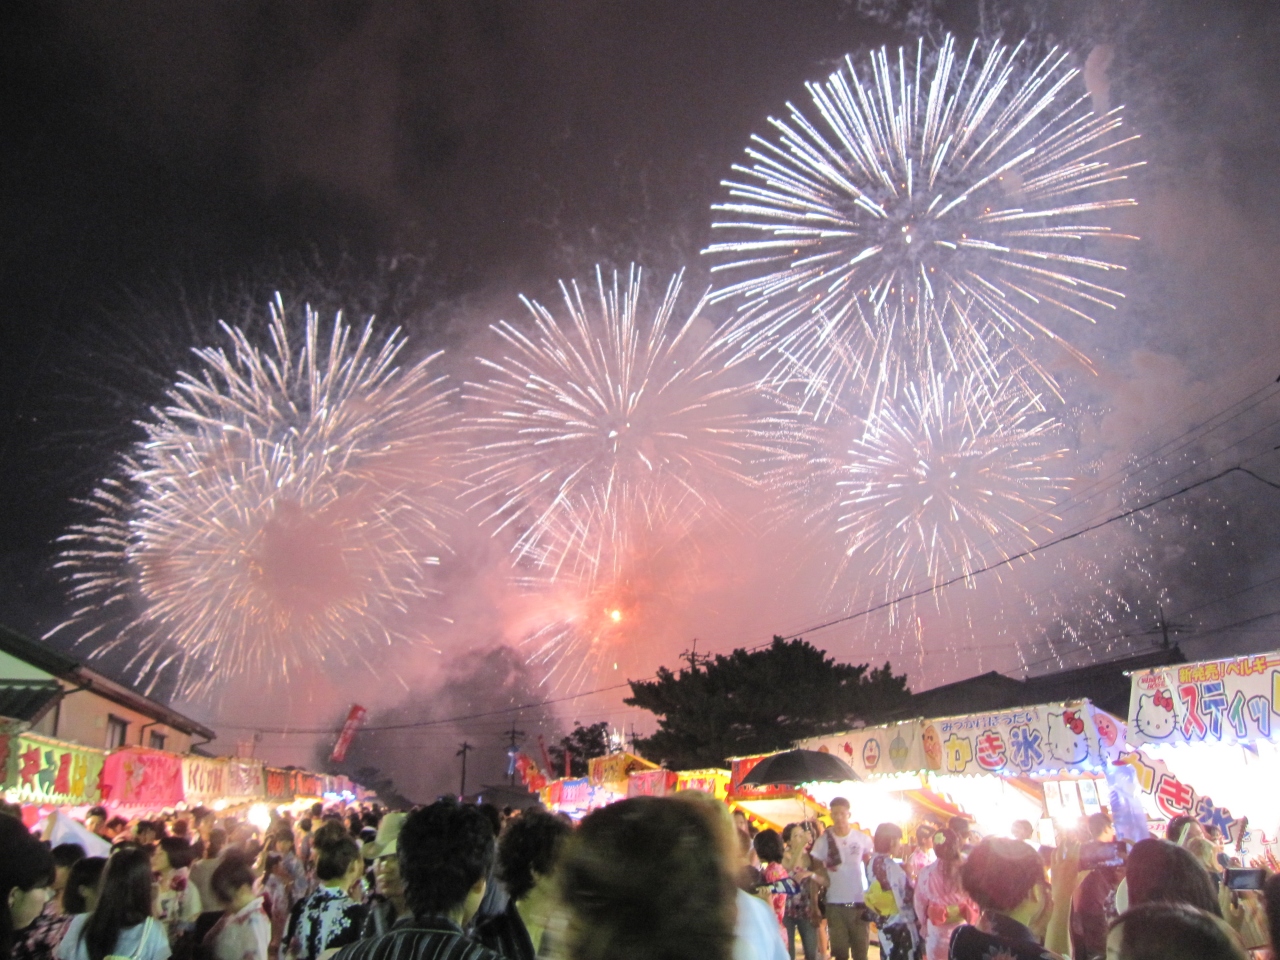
777;365;1067;610
463;265;790;580
705;33;1142;402
50;297;458;697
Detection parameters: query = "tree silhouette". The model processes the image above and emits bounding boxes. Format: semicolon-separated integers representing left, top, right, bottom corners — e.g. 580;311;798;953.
626;637;909;769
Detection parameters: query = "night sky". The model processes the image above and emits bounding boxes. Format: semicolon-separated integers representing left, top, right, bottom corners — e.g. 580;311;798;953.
5;0;1280;791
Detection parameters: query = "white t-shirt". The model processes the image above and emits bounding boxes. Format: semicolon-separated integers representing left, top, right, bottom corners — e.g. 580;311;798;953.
57;915;172;960
811;828;874;904
733;889;787;960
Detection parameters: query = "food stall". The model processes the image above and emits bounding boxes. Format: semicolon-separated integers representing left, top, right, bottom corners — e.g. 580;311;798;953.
1123;651;1280;864
794;699;1126;843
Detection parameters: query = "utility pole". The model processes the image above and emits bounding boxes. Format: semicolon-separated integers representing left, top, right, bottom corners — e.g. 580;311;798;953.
1143;605;1189;650
456;742;472;799
681;638;706;671
504;723;525;787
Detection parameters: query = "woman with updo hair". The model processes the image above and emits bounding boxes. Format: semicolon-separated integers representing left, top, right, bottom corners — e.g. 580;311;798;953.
282;826;365;960
557;796;737;960
912;829;975;960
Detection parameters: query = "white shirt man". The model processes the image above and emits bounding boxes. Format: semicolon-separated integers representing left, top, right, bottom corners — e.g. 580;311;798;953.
811;798;874;960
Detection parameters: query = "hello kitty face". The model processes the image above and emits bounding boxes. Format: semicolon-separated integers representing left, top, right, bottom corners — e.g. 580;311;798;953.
1134;690;1177;739
1046;709;1090;763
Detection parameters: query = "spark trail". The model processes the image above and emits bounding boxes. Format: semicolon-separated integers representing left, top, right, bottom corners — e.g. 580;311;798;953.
50;297;458;697
464;264;791;581
705;34;1142;409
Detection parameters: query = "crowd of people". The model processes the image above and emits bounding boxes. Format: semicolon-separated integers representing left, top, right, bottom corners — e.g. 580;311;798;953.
4;796;1280;960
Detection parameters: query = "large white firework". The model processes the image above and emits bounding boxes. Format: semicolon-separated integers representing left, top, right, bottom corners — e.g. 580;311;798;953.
705;33;1142;403
50;297;457;696
777;365;1066;608
463;265;790;580
844;378;1063;587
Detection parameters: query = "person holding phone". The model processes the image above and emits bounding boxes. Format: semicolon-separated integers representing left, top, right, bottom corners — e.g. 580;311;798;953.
1069;813;1123;960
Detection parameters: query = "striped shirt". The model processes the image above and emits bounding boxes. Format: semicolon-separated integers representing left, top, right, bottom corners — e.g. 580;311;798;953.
331;918;501;960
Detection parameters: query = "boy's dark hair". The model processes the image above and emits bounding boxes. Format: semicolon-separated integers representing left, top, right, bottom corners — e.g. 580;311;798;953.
52;843;87;868
314;828;361;881
949;816;972;839
210;850;257;907
959;837;1045;912
206;827;227;859
1109;903;1246;960
63;857;107;914
1087;812;1113;839
399;800;495;918
105;817;128;833
87;806;108;820
754;829;785;864
498;808;571;901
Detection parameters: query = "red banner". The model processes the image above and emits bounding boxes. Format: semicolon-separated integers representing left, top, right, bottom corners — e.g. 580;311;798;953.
729;754;796;801
330;704;367;763
99;748;184;807
627;768;677;797
265;767;292;801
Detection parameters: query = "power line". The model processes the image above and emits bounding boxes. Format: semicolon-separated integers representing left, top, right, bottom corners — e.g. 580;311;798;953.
772;465;1280;644
212;461;1280;739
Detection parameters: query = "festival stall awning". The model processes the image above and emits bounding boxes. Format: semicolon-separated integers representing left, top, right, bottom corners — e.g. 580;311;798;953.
99;747;185;808
627;768;678;797
182;756;229;805
2;731;106;807
1123;652;1280;860
674;768;730;800
588;752;656;795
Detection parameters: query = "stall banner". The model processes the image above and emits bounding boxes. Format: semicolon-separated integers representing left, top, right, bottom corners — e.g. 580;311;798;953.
182;756;228;803
675;768;730;799
628;768;678;797
929;702;1110;775
226;760;265;800
3;733;105;806
588;752;655;787
99;747;183;807
559;777;591;808
265;767;293;802
1127;653;1280;747
798;720;928;778
1114;749;1245;843
290;770;322;798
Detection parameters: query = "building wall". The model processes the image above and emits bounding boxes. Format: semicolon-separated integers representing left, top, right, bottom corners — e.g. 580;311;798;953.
47;680;196;753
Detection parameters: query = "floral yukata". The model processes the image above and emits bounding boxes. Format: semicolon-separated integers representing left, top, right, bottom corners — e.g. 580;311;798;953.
283;885;366;960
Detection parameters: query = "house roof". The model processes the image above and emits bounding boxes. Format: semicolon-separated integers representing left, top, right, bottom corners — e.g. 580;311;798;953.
0;680;64;724
0;625;216;740
890;646;1188;721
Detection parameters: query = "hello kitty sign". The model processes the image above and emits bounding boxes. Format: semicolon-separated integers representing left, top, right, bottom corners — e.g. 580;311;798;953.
1127;653;1280;747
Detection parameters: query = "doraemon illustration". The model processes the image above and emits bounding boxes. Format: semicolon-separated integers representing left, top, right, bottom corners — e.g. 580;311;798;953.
1134;690;1177;740
1046;708;1090;763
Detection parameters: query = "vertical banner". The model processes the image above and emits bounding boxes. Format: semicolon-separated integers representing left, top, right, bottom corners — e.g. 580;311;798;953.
330;704;368;763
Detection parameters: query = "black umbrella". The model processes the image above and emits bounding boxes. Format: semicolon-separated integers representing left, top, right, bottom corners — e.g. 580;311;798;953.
739;749;860;786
